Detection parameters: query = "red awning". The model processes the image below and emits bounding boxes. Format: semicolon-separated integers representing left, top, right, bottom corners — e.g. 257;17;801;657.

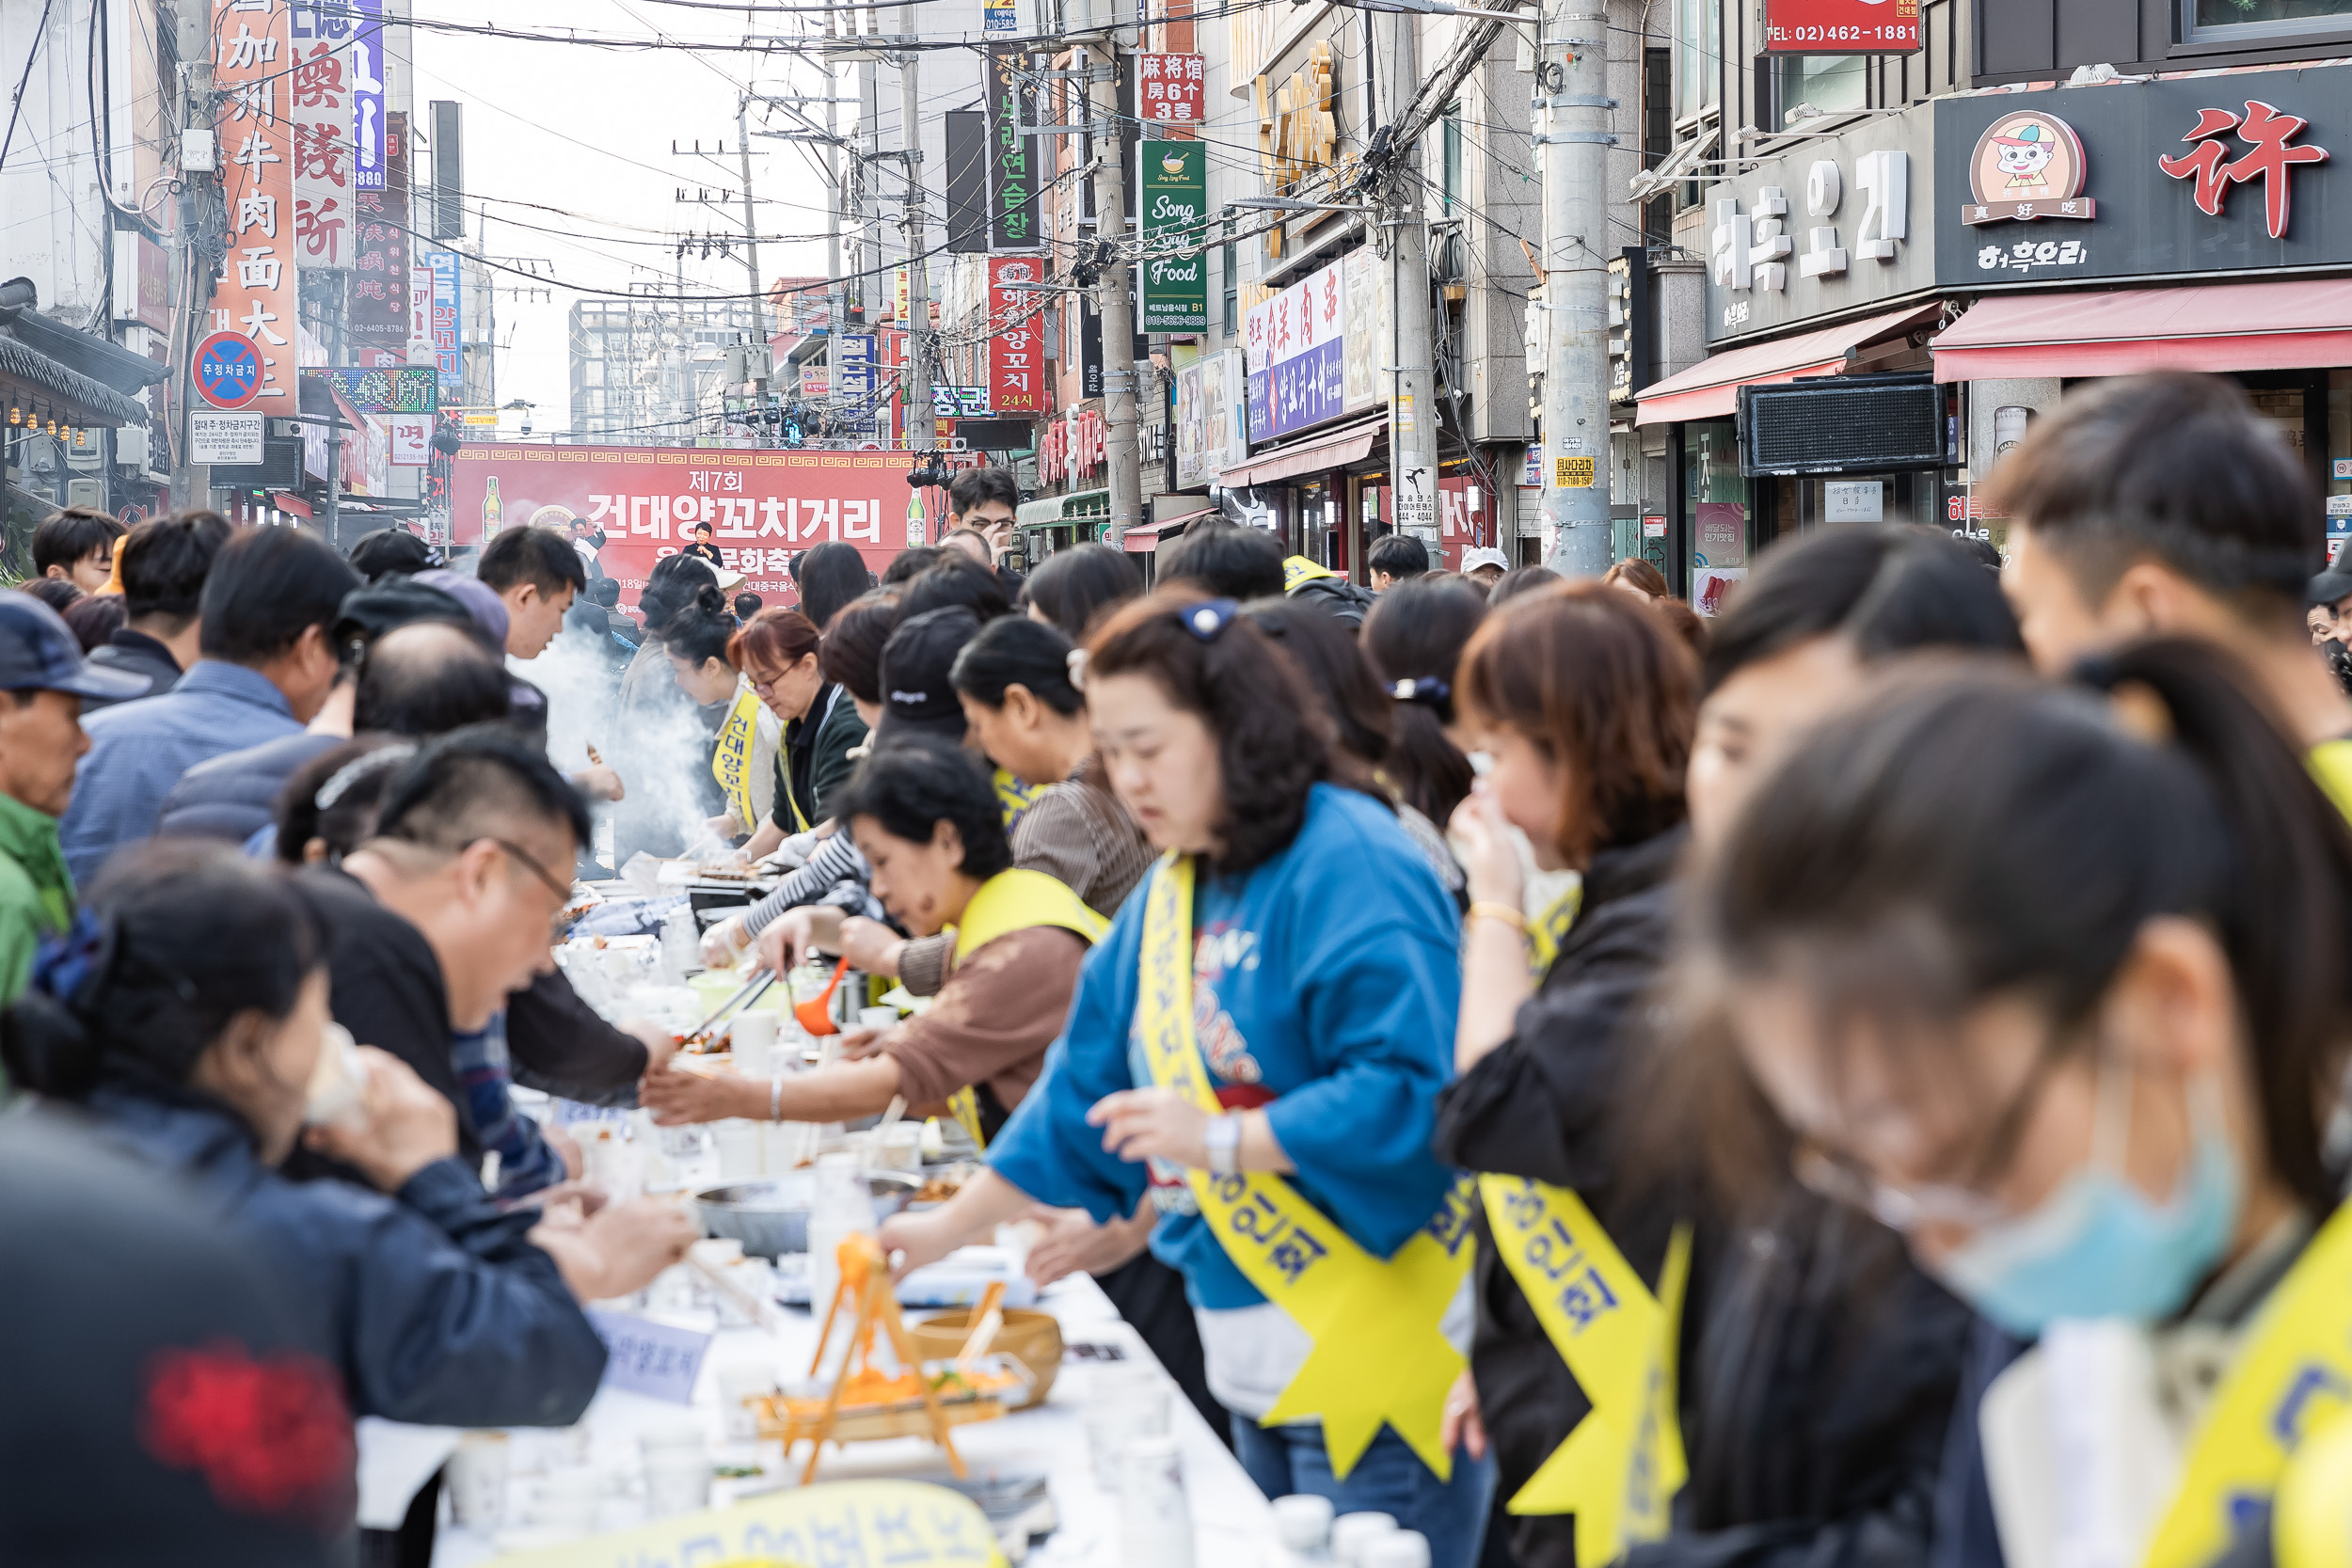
1221;414;1386;488
1931;279;2352;381
271;491;313;518
1123;507;1216;552
1634;301;1945;426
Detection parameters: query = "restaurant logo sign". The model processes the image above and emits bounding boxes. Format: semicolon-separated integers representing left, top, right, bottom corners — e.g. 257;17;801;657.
2159;101;2328;241
1963;110;2092;225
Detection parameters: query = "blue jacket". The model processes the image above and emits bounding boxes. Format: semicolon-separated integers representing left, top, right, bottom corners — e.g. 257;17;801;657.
988;784;1463;1311
59;661;303;885
82;1085;607;1429
156;731;344;848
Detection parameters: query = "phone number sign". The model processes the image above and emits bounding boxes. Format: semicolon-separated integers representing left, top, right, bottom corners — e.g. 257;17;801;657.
1764;0;1919;52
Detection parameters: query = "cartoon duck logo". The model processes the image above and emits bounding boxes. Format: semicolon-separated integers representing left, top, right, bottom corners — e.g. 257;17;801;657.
1964;110;2093;225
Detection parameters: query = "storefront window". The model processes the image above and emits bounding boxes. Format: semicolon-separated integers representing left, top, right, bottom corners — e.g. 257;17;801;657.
1779;55;1867;122
1682;420;1746;614
1676;0;1720;117
2189;0;2352;38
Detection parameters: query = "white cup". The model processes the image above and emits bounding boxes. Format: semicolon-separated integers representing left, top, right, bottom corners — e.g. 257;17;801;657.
762;1121;816;1172
644;1451;713;1518
868;1121;923;1173
1330;1513;1399;1568
714;1360;778;1442
525;1467;601;1533
582;1136;645;1203
857;1005;899;1033
1361;1532;1432;1568
1083;1369;1171;1491
731;1011;778;1075
444;1432;509;1529
713;1119;765;1179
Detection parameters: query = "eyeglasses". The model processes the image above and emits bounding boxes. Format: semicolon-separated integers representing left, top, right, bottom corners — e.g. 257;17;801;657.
486;836;576;936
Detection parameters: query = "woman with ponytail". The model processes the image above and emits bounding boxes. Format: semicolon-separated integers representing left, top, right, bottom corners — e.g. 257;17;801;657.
1679;641;2352;1568
1363;574;1486;828
0;846;691;1509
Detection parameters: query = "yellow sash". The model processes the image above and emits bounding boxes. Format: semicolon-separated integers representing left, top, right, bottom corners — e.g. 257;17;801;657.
712;687;764;831
940;869;1109;1150
2145;1197;2352;1568
993;768;1041;828
1480;1175;1691;1556
1136;852;1477;1481
1524;877;1583;980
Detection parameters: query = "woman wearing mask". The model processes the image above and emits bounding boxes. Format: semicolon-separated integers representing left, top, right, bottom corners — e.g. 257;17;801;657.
1681;641;2352;1568
1362;574;1486;829
0;847;693;1484
879;594;1489;1562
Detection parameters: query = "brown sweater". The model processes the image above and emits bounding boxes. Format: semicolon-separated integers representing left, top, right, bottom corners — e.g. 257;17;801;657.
879;924;1089;1118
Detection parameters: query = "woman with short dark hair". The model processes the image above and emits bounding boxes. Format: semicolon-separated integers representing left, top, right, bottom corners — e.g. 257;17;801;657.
879;592;1489;1562
1018;542;1143;640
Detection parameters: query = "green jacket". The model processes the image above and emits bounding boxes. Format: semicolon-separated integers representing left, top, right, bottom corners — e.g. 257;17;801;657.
0;790;73;1006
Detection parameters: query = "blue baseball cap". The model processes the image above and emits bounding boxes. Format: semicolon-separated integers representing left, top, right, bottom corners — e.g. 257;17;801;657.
0;594;151;701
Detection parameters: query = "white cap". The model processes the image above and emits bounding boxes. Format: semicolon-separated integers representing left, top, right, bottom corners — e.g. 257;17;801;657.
1273;1494;1335;1550
1330;1513;1399;1565
1459;546;1511;573
1360;1532;1432;1568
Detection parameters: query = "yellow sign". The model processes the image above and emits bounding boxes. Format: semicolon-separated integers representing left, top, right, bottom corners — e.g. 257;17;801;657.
485;1479;1008;1567
1480;1175;1691;1563
1555;456;1596;488
1136;853;1477;1481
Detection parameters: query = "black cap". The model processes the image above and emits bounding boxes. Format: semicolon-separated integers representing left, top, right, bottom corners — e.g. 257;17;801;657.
331;578;477;663
0;593;150;701
877;606;980;746
2309;563;2352;609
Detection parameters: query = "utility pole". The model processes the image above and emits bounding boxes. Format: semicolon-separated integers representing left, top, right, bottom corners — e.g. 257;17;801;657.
735;96;770;428
1375;9;1439;562
1086;38;1142;547
898;48;936;515
824;60;846;360
1537;1;1613;575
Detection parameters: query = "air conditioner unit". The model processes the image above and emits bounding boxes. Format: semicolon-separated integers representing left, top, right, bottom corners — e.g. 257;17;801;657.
117;427;150;468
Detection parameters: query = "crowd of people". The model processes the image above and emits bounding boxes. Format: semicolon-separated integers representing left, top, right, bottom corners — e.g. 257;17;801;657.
6;372;2352;1568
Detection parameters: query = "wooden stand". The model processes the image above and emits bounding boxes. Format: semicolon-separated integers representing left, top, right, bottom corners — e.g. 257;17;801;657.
790;1236;968;1484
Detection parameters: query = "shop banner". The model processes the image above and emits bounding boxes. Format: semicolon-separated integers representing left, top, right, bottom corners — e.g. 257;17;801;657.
834;333;878;439
1139;141;1209;332
210;0;297;408
988;47;1043;252
350;0;386;192
1763;0;1919;52
1243;251;1377;442
421;250;463;401
450;446;917;607
288;4;353;269
1175;348;1247;488
987;256;1048;413
1137;53;1206;123
308;365;437;413
349;109;409;348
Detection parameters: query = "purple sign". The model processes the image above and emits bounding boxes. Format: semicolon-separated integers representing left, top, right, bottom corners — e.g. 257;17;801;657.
1248;339;1347;443
584;1309;714;1403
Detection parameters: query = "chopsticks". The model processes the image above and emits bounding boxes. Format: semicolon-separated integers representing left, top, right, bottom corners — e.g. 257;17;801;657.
957;1281;1009;1369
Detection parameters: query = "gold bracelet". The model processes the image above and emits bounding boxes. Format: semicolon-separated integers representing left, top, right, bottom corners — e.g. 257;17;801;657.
1467;901;1528;935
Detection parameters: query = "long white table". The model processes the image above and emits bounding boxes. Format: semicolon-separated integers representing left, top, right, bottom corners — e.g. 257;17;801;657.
392;1270;1271;1565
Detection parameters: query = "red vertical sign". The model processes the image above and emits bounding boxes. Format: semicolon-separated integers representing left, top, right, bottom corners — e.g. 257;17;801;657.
987;257;1046;415
211;0;297;406
1137;53;1206;123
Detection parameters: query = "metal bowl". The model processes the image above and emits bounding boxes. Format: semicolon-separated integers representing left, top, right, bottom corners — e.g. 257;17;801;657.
692;1170;920;1259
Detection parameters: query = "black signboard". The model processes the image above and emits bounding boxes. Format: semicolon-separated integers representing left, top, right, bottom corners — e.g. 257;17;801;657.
1080;295;1103;399
211;436;307;490
946;110;989;255
1933;66;2352;293
988;48;1042;253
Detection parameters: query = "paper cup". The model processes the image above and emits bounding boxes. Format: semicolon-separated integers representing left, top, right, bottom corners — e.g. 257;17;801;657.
714;1361;778;1442
644;1452;712;1518
525;1467;601;1533
445;1432;510;1529
730;1011;778;1075
713;1119;765;1179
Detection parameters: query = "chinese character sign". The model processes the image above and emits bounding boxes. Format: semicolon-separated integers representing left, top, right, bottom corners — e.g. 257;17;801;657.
1139;142;1208;332
1241;253;1367;442
350;0;386;192
1137;54;1206;123
348;108;409;347
288;4;352;269
210;0;296;406
421;249;463;400
450;447;919;607
2159;100;2328;241
987;257;1047;414
988;47;1042;252
1762;0;1918;51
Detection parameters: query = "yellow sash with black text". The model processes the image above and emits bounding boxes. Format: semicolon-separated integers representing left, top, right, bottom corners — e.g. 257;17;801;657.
939;869;1109;1150
712;687;765;832
2147;1196;2352;1568
1136;852;1478;1481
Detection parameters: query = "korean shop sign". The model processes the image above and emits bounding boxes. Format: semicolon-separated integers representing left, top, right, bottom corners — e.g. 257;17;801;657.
1763;0;1918;52
987;47;1042;253
1242;251;1380;441
1139;142;1209;333
1932;68;2352;293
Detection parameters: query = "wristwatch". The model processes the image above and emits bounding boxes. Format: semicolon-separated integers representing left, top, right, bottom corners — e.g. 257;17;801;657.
1204;1113;1242;1177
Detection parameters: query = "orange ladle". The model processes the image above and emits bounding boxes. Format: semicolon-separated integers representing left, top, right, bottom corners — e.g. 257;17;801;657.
796;956;850;1036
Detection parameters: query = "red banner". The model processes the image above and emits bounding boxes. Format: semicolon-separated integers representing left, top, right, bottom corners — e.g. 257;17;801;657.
987;257;1048;415
210;0;297;406
1137;53;1205;123
1762;0;1918;51
449;445;921;610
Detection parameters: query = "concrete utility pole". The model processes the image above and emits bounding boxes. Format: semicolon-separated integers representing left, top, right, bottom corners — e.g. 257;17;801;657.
736;96;769;414
824;60;846;356
1086;38;1142;547
898;49;937;509
1537;0;1613;575
1375;8;1439;561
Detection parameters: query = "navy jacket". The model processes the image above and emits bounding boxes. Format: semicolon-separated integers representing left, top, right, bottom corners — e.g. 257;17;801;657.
83;1085;607;1429
155;731;343;847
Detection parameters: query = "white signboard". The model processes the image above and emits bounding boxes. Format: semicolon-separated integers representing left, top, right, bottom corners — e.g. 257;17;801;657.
388;412;433;467
1174;349;1248;489
190;409;266;465
1823;480;1885;522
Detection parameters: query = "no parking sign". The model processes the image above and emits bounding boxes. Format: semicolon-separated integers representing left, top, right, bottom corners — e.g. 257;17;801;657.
194;331;262;410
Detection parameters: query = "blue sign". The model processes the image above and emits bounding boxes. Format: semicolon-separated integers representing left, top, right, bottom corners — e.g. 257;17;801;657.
583;1309;714;1404
835;333;877;439
1248;339;1345;443
194;331;263;410
421;249;463;402
984;0;1018;31
351;0;387;193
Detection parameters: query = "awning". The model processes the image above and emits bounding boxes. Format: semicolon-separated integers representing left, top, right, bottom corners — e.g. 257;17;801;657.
0;335;151;426
1122;507;1216;552
1016;487;1108;529
1221;414;1386;488
1930;279;2352;382
1634;301;1945;426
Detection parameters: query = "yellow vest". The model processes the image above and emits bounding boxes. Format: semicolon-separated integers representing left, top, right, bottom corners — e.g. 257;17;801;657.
939;869;1109;1148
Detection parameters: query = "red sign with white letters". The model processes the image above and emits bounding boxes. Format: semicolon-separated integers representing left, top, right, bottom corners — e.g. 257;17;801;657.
1137;54;1205;123
987;257;1048;415
1762;0;1919;53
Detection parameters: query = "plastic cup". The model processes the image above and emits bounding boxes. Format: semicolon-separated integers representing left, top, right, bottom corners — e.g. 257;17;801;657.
444;1432;509;1529
731;1011;778;1075
713;1119;765;1179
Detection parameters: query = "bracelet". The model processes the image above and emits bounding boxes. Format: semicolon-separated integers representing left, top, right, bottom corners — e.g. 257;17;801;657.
1467;901;1528;935
770;1073;785;1123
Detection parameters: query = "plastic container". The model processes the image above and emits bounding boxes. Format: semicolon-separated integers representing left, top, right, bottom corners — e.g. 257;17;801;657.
1117;1434;1196;1568
1330;1513;1399;1568
1360;1533;1431;1568
1273;1493;1336;1561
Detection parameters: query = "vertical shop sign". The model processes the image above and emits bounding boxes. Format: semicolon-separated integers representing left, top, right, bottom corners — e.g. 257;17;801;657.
1137;54;1206;123
1138;141;1208;331
946;110;990;253
835;334;877;439
987;257;1047;413
210;0;296;407
350;0;386;192
988;47;1042;252
348;110;409;353
288;3;353;269
422;250;463;401
1242;254;1372;441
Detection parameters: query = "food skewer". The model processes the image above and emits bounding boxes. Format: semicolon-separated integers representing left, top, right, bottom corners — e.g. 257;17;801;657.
676;970;777;1050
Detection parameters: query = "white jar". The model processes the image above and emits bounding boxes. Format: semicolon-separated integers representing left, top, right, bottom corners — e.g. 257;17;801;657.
1117;1434;1196;1568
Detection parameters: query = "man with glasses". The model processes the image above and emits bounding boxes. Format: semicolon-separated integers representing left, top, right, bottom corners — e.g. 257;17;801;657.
290;726;591;1195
